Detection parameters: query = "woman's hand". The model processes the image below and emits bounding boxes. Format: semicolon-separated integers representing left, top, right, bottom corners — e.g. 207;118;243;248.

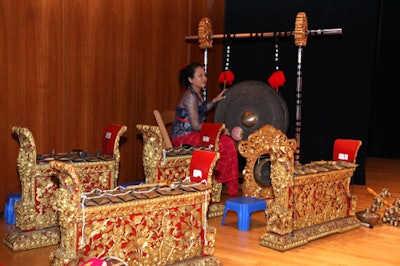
213;88;228;103
223;128;230;136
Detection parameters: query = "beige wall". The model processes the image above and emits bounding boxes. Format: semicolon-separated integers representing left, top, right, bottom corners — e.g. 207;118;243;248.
0;0;224;211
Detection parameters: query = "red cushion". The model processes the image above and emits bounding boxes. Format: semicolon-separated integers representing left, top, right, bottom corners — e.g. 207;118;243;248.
189;150;218;183
102;124;123;155
199;123;224;149
333;139;362;163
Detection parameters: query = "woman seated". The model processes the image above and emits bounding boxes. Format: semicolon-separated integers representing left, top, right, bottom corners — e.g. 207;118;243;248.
170;63;239;196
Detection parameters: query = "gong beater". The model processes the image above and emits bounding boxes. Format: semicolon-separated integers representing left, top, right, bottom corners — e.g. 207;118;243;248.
215;80;289;140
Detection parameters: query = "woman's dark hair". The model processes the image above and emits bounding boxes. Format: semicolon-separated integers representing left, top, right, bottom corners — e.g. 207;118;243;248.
179;62;203;88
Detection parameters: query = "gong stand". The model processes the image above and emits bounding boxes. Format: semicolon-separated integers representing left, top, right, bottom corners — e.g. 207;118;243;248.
190;12;342;165
198;18;213;102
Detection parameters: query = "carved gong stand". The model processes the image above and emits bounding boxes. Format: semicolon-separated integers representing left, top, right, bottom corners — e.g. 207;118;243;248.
189;12;342;164
189;13;356;252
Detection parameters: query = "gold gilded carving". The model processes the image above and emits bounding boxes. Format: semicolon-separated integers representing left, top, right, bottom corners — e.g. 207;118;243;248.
137;124;191;184
294;12;308;47
259;216;360;251
238;124;296;199
137;124;223;217
238;124;360;251
198;17;213;49
3;227;60;252
50;161;219;266
4;126;126;251
173;256;221;266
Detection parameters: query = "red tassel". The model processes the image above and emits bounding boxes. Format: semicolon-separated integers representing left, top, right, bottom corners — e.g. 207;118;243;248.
268;70;286;91
218;70;235;86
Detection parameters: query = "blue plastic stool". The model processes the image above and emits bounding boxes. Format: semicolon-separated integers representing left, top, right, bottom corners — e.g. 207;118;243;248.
4;192;22;225
221;196;266;231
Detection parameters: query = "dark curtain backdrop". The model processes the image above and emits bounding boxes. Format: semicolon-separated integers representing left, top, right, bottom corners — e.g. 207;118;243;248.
368;0;399;158
222;0;386;184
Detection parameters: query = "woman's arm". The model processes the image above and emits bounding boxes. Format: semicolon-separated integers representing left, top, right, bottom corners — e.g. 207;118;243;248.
184;94;202;131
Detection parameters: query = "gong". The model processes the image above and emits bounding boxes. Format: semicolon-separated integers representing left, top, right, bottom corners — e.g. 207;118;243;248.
254;155;271;188
215;80;289;140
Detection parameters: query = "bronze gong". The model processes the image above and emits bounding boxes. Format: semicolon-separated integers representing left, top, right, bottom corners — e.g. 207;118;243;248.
215;80;289;140
254;156;271;188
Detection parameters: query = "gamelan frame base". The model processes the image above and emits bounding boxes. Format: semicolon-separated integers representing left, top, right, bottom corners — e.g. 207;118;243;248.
170;256;221;265
259;216;360;251
3;226;60;252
